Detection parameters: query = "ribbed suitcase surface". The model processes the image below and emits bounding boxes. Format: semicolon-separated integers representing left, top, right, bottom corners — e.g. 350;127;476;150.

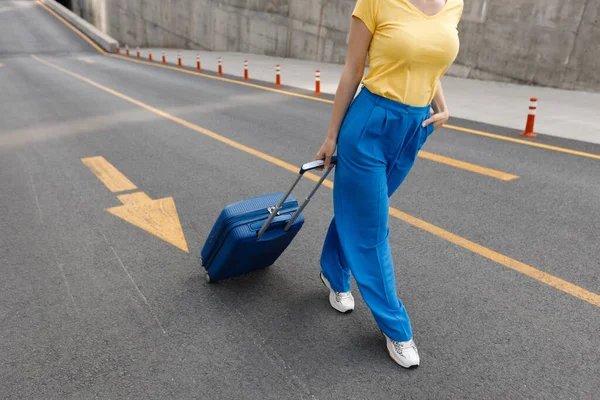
200;192;304;281
199;157;337;282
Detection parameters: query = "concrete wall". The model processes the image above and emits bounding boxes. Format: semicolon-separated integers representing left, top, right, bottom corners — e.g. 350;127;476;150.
73;0;600;92
455;0;599;92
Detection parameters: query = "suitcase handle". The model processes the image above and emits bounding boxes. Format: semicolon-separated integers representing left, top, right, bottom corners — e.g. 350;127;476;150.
300;156;338;174
256;157;337;240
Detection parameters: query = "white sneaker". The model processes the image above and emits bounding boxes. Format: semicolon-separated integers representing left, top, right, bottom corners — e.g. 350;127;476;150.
320;272;354;313
384;334;420;368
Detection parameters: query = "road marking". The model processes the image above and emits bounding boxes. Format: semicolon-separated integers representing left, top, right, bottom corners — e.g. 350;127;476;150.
106;55;518;180
108;54;336;105
34;55;600;308
35;0;106;55
419;151;519;181
81;154;188;252
77;57;95;64
113;53;600;161
105;55;600;162
38;0;600;161
108;192;189;253
387;209;600;308
445;124;600;161
81;156;138;192
32;1;518;180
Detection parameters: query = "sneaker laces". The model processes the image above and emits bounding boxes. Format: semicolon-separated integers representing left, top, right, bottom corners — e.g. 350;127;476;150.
392;339;416;355
335;291;351;302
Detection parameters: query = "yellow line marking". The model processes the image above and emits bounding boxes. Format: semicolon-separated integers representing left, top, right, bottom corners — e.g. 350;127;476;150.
387;209;600;307
107;192;189;253
35;0;106;55
82;156;137;192
38;0;600;161
107;55;520;181
108;56;600;162
418;151;519;181
77;57;95;64
445;124;600;161
34;55;600;308
107;54;335;105
36;0;538;174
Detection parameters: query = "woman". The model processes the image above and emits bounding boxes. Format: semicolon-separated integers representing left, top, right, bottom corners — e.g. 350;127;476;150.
314;0;463;368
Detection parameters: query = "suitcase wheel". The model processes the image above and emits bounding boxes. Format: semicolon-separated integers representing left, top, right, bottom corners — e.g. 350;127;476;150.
205;272;212;283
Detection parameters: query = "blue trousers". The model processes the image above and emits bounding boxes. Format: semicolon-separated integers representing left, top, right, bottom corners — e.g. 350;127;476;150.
320;87;434;342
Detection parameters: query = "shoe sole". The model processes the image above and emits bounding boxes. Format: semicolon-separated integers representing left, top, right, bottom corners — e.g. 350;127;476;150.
319;273;354;314
385;346;419;369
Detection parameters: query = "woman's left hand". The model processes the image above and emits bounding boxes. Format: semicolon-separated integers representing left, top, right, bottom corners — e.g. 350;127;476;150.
422;110;449;132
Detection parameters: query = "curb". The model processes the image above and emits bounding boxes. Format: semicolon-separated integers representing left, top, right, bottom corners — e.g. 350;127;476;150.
40;0;118;53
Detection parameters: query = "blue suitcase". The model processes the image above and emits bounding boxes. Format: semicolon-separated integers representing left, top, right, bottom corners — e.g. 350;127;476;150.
200;157;337;282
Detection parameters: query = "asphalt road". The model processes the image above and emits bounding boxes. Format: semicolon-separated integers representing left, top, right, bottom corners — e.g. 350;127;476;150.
1;1;599;399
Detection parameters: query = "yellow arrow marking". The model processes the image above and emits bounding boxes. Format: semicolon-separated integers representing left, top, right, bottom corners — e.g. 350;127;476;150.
82;157;188;252
82;156;137;192
107;192;189;253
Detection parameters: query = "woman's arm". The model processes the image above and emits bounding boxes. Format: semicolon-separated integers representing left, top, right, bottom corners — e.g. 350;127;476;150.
423;79;450;130
314;17;373;168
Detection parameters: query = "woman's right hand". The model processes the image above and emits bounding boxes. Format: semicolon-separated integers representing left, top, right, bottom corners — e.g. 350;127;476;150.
314;136;337;170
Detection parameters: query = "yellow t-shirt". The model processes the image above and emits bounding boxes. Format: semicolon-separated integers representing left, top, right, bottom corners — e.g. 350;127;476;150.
353;0;463;107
